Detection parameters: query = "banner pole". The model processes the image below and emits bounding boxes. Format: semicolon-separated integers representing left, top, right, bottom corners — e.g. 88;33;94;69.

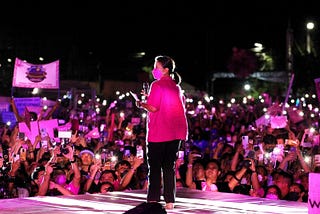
11;87;14;98
282;73;295;114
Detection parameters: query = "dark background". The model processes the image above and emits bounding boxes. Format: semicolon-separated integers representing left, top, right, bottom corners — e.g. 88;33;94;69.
0;0;319;94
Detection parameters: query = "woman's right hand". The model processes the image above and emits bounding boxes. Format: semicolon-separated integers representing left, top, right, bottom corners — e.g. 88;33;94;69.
188;152;196;164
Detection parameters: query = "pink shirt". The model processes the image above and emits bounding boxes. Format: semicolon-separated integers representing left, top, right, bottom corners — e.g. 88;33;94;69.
64;181;80;195
146;76;188;142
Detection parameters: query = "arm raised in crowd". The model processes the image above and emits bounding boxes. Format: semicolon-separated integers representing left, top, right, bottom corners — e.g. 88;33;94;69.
83;159;101;192
43;100;60;120
120;156;144;190
50;146;81;195
296;146;311;173
10;98;24;122
228;164;248;192
185;152;199;189
66;146;81;188
231;143;244;171
37;164;53;196
212;141;224;160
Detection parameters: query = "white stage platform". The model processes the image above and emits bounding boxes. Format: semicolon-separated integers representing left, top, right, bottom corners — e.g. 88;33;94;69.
0;188;308;214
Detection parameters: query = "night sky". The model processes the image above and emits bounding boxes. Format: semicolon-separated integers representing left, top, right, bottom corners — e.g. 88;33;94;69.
1;0;319;90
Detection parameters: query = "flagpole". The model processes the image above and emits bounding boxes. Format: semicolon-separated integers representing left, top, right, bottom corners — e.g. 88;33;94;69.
11;87;14;97
57;89;60;101
282;73;295;114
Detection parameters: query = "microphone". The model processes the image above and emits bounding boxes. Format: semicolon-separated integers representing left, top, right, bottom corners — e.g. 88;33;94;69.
142;82;149;94
142;82;149;102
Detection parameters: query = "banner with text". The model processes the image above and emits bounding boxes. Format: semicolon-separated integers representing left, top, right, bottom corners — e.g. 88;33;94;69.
12;57;59;89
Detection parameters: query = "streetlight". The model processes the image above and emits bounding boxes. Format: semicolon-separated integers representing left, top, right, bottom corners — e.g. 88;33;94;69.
244;83;251;91
306;21;315;54
253;43;263;52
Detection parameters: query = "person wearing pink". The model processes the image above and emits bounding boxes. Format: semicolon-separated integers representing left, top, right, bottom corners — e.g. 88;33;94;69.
136;55;188;210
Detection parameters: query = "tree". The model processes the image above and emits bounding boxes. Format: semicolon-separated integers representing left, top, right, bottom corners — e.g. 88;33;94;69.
227;47;258;78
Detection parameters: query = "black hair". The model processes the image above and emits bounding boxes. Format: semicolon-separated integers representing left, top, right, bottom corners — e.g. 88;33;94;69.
278;170;294;186
98;181;114;192
155;55;175;73
190;145;202;153
204;159;221;171
263;134;277;145
31;165;45;180
100;169;117;181
115;160;131;170
256;165;268;176
264;184;282;198
192;158;206;168
137;163;149;173
155;55;182;85
290;182;305;193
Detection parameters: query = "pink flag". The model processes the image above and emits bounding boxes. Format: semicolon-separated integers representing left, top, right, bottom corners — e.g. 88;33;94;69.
85;127;100;139
12;57;59;89
287;107;304;124
24;106;31;130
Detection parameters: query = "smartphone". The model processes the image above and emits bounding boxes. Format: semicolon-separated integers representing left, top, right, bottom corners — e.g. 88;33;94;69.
100;124;106;133
40;128;48;139
51;139;57;147
136;146;143;158
54;128;59;138
13;154;20;162
242;135;249;151
95;153;101;160
41;140;48;148
242;136;249;145
18;132;25;140
178;151;184;160
124;149;131;157
20;148;27;161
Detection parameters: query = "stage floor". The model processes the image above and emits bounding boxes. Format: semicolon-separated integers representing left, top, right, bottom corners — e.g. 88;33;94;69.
0;188;308;214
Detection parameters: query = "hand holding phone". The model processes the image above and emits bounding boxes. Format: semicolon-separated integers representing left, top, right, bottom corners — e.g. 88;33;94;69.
242;136;249;147
40;128;48;139
20;148;27;161
41;140;48;148
136;145;143;159
13;154;20;162
18;132;25;140
178;151;184;160
124;149;131;157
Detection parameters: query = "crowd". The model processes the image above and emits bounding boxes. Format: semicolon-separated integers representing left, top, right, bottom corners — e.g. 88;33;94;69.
0;91;319;203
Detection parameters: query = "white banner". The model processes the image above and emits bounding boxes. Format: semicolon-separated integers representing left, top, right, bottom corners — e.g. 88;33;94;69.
12;57;59;89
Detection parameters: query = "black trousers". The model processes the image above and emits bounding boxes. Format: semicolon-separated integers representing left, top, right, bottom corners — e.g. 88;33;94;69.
146;140;181;203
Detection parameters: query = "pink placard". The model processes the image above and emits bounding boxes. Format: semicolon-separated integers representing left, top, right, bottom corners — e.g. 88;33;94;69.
38;119;59;139
18;121;39;144
19;119;59;145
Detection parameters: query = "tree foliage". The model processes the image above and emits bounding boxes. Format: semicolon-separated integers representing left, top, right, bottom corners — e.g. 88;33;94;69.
227;47;258;78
